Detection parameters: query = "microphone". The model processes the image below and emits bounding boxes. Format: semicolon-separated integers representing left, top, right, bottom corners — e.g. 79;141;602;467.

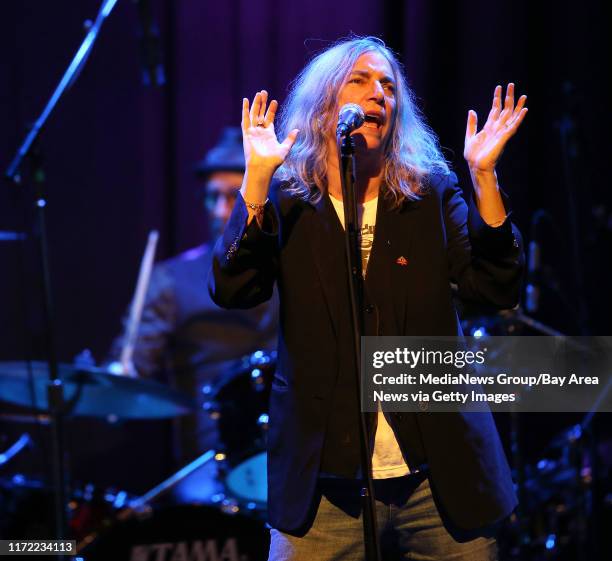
525;240;540;313
135;0;165;87
336;103;365;137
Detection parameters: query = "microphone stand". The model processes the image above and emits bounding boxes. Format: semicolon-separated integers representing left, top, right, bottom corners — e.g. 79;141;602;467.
336;133;382;561
4;0;120;548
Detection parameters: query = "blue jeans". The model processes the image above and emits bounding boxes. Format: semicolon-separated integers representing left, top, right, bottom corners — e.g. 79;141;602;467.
268;473;498;560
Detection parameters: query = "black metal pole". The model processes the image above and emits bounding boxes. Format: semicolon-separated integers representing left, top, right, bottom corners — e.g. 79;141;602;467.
556;105;589;334
581;372;612;559
35;174;69;544
5;0;120;184
337;134;382;561
509;408;529;555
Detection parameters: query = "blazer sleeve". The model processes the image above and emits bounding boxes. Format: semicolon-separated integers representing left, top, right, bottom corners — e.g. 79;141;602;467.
441;171;525;309
208;192;280;309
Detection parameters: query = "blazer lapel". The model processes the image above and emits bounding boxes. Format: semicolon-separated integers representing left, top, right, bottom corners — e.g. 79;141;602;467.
308;187;417;338
365;190;415;334
308;193;349;339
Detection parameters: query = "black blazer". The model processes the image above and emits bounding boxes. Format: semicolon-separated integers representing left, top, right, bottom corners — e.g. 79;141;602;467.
210;172;524;534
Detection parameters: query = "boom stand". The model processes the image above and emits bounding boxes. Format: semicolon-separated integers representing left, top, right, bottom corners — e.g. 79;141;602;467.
4;0;120;551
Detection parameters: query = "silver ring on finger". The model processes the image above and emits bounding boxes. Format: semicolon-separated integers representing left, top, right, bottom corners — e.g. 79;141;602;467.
256;118;265;127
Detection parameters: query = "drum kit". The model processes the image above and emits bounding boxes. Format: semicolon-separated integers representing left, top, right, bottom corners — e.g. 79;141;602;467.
0;310;610;560
461;312;612;561
0;350;277;559
2;343;610;560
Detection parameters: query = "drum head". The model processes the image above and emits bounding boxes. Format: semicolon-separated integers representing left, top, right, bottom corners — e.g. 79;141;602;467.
80;505;269;561
225;452;267;505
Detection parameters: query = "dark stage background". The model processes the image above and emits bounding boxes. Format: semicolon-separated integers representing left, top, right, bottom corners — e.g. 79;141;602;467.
0;0;609;524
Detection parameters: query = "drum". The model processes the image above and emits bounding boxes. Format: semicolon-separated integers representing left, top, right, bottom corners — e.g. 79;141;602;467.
0;475;51;539
498;424;612;560
78;505;270;561
0;475;133;542
207;350;276;507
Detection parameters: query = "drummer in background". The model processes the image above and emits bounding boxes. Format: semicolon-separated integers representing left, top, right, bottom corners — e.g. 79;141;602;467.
109;127;279;469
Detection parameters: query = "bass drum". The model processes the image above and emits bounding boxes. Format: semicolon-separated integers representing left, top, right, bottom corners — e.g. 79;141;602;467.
208;350;276;508
79;505;270;561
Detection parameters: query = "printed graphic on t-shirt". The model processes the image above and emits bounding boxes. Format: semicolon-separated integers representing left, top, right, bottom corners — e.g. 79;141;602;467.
361;222;375;275
329;194;378;277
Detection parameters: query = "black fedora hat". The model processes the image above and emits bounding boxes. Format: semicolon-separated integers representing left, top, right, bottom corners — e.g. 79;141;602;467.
195;127;245;178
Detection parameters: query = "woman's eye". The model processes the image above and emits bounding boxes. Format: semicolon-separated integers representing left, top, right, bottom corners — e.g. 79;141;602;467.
349;78;363;84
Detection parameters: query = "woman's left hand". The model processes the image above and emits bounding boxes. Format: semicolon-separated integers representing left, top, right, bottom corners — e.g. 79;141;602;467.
464;83;527;173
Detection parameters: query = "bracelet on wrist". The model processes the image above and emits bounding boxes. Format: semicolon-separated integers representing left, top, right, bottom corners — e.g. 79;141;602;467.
244;198;268;214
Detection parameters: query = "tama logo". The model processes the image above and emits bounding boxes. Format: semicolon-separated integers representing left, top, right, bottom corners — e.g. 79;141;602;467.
130;538;248;561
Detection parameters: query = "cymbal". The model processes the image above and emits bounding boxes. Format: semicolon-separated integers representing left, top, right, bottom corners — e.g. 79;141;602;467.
0;361;197;419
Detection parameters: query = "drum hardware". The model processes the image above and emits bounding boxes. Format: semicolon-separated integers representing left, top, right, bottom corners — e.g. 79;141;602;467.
257;413;269;429
0;356;196;549
0;473;46;491
170;350;277;508
202;400;221;420
461;310;610;559
251;368;267;390
4;0;123;541
129;449;217;511
68;484;136;543
0;349;275;545
1;349;276;548
0;433;32;466
0;413;50;425
246;349;276;367
499;418;611;560
74;450;216;552
0;361;197;419
0;475;134;543
0;231;27;241
208;350;276;508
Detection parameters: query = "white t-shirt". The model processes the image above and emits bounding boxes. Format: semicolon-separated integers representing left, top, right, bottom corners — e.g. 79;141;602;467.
329;194;410;479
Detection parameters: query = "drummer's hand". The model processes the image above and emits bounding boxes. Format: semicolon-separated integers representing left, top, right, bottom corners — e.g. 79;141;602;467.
107;360;138;378
242;90;299;177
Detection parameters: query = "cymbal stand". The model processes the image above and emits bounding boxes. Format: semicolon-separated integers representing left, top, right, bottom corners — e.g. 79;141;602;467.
4;0;120;550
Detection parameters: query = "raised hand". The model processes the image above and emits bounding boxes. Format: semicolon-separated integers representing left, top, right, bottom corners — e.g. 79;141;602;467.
242;90;299;173
464;83;527;173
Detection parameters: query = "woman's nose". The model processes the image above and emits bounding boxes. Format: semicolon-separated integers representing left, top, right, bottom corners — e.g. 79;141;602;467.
368;81;385;101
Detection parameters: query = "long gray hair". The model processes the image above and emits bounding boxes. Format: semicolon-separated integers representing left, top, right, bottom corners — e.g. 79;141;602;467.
276;36;450;205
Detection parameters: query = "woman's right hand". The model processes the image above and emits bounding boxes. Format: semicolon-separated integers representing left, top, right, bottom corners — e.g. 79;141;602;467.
241;90;299;177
